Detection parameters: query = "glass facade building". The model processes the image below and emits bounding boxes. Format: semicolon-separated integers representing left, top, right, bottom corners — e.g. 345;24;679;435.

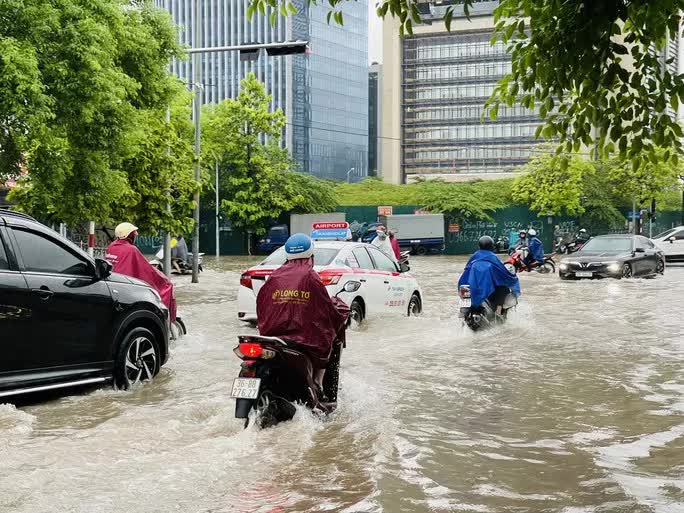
368;64;380;176
402;27;543;179
157;0;368;181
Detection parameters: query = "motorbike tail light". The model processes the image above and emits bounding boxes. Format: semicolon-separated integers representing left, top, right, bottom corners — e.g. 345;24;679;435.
233;343;276;360
319;272;342;286
459;285;471;298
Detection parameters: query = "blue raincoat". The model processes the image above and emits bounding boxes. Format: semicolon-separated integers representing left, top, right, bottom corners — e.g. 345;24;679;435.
527;236;545;264
458;250;521;307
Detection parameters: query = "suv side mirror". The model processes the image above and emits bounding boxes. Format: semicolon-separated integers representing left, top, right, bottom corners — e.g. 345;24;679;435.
95;258;112;279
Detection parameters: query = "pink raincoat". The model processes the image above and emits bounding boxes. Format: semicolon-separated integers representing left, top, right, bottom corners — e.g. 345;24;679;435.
105;239;177;321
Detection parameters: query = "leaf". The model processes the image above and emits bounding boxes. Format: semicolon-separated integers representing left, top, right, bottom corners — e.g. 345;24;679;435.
444;7;454;32
489;103;499;120
288;1;297;14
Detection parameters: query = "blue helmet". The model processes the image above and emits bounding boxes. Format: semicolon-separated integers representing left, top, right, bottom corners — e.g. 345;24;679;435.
284;233;314;260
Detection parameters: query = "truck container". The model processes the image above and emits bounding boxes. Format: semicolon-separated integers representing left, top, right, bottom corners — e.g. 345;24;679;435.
256;213;347;254
379;214;445;255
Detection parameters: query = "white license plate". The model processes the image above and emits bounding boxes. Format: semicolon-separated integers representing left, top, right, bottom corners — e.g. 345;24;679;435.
460;298;471;307
231;378;261;399
575;271;593;278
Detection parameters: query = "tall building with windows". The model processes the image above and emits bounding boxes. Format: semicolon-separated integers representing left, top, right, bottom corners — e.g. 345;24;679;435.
381;0;546;183
158;0;368;181
368;63;382;176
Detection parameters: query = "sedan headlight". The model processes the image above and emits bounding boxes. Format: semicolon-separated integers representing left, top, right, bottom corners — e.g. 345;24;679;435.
559;262;569;270
606;262;620;272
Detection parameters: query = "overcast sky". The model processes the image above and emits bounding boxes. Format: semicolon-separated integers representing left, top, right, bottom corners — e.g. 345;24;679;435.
368;3;382;64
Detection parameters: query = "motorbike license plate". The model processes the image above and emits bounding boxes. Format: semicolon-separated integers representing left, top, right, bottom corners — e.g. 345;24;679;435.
460;298;471;308
575;271;593;278
231;378;261;399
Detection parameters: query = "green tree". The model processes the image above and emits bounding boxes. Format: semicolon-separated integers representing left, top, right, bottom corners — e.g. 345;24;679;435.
254;0;684;171
202;73;336;235
417;178;511;222
2;0;186;228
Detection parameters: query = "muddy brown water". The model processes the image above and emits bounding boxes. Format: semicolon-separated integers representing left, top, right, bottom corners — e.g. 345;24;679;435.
1;256;683;513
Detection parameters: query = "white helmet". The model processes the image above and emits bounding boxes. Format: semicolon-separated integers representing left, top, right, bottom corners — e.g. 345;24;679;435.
115;222;138;239
528;228;537;237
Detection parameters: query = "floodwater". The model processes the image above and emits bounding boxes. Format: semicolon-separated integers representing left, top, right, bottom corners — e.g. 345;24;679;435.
1;256;684;513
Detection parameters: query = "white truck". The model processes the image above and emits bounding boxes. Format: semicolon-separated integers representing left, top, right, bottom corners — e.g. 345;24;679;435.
379;214;446;255
257;213;347;253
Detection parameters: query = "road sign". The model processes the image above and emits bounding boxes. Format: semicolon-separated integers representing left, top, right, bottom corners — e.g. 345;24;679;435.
378;206;393;216
448;224;461;233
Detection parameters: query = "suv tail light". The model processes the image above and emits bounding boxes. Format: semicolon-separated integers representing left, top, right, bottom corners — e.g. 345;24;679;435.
459;285;471;299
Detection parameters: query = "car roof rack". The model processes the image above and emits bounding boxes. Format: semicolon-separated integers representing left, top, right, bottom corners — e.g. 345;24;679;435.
0;208;37;222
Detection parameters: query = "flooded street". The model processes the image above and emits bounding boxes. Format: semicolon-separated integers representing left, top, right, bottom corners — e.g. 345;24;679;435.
1;256;684;513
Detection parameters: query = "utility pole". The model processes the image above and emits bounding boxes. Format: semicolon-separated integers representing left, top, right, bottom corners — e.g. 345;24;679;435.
215;158;220;259
190;0;201;284
164;105;172;277
182;34;308;283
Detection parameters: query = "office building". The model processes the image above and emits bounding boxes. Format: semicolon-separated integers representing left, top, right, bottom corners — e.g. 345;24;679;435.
158;0;368;181
381;0;545;183
368;63;382;176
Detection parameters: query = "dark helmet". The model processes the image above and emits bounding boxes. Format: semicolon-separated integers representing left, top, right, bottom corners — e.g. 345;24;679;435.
478;235;495;251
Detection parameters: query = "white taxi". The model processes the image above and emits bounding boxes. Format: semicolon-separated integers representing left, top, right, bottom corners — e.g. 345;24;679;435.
237;241;423;326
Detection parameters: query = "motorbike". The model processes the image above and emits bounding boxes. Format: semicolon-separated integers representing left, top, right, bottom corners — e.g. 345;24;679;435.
495;235;510;254
149;246;204;275
458;284;518;331
231;281;358;429
555;237;585;254
504;248;556;274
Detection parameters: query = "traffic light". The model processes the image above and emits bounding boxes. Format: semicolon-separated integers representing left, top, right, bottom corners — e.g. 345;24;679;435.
265;41;308;56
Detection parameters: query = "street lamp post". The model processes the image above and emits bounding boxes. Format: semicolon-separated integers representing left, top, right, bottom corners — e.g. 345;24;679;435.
184;36;309;283
347;167;356;183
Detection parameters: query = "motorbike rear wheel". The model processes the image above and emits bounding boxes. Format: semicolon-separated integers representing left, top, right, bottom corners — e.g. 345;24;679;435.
538;261;555;274
255;390;296;429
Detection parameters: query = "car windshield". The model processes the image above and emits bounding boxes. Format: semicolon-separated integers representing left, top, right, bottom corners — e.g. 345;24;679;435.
261;247;340;266
654;228;677;239
581;237;632;252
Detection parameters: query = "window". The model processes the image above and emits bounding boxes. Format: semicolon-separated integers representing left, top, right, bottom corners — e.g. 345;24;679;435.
345;252;360;269
674;231;684;241
13;228;91;275
352;247;374;270
0;234;9;270
367;247;398;272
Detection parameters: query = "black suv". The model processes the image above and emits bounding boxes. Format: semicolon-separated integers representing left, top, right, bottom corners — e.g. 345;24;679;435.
0;209;169;398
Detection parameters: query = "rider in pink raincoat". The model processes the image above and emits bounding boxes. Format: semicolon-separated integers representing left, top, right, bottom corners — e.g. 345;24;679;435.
106;223;177;321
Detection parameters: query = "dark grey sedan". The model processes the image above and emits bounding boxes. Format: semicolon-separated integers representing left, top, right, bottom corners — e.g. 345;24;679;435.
558;235;665;280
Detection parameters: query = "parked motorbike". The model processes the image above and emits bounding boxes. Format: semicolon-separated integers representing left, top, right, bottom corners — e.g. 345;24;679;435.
504;249;556;274
458;284;518;331
149;247;204;275
231;281;358;429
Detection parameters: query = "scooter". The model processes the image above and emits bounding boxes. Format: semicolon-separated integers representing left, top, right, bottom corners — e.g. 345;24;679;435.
231;281;358;429
504;249;556;274
458;284;518;331
149;247;204;275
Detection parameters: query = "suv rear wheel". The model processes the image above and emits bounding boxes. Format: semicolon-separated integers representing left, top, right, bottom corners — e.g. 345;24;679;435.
115;327;160;389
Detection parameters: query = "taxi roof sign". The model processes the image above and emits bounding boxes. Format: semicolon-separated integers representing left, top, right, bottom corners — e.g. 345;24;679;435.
311;221;350;240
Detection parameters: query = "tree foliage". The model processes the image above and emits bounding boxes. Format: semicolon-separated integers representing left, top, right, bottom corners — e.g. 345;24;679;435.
202;74;336;235
2;0;189;230
257;0;684;171
513;151;683;231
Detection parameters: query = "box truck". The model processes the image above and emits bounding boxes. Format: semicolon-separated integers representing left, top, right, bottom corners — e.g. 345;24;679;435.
379;214;445;255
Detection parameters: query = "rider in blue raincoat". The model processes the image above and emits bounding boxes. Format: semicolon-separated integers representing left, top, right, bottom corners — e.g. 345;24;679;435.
523;228;545;269
459;236;521;314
